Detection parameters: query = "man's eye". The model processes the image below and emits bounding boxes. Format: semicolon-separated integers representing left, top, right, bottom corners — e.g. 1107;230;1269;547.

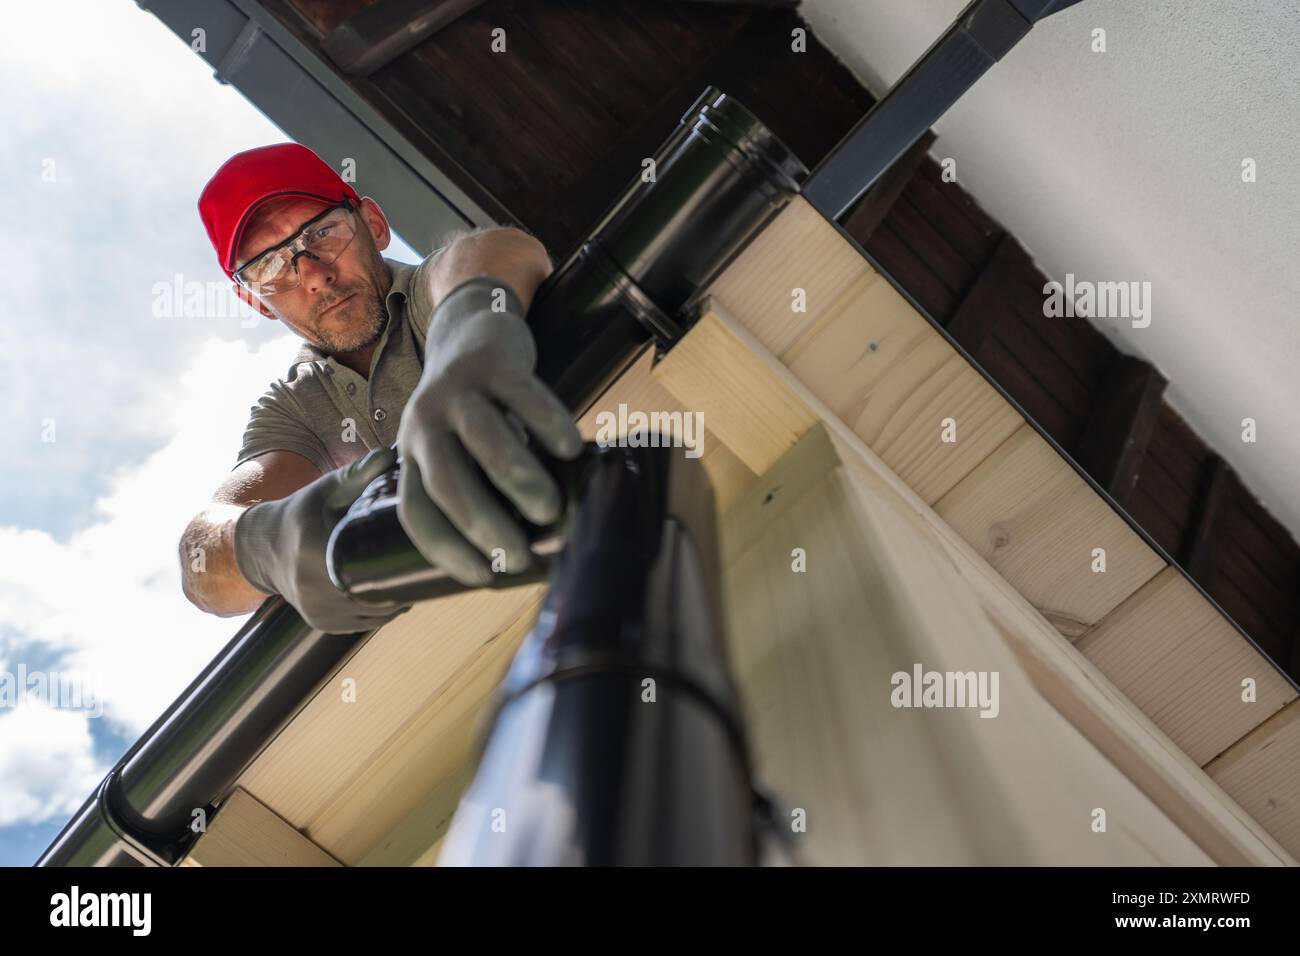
312;225;335;240
260;255;287;279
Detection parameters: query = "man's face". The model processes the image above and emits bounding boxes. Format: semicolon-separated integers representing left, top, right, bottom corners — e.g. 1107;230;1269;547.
234;196;393;354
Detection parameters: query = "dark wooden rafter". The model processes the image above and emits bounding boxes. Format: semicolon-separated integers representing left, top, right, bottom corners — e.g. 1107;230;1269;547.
322;0;488;76
1183;455;1238;583
841;130;936;242
253;0;517;228
536;13;780;254
537;9;874;256
321;0;800;77
1073;353;1168;509
861;155;1001;324
944;232;1025;363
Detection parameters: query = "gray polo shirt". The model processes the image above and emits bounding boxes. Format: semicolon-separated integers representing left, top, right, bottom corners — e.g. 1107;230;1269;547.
233;253;442;474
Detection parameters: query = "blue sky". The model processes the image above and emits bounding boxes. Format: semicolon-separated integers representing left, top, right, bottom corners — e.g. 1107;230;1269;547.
0;0;421;865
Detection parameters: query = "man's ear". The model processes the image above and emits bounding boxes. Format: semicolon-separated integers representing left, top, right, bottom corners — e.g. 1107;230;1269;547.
357;196;391;253
233;282;277;319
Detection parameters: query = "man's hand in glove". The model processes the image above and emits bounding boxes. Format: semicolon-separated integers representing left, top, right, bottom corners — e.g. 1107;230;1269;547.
396;276;584;587
234;446;407;633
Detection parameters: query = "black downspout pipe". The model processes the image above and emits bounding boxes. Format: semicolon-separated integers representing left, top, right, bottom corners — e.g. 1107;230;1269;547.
436;442;756;865
36;87;805;867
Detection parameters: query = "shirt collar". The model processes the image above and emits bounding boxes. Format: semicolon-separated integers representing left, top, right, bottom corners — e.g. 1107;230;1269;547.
289;257;416;370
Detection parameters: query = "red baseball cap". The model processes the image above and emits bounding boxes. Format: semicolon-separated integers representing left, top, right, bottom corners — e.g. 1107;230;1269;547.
198;142;361;278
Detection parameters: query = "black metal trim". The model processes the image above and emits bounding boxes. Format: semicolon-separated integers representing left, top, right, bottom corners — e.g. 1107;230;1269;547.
803;0;1085;220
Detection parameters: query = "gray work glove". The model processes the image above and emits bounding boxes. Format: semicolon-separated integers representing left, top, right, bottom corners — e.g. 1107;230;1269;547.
396;276;583;587
234;446;407;633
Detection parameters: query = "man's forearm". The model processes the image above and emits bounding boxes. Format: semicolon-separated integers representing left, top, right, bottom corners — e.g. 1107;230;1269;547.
426;226;553;313
179;505;271;617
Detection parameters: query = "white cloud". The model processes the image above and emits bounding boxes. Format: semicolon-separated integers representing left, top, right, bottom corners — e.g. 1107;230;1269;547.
0;0;291;540
0;0;307;833
0;332;304;823
0;700;103;827
0;0;426;838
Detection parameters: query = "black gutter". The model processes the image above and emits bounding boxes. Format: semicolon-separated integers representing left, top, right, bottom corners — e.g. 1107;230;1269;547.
36;88;806;866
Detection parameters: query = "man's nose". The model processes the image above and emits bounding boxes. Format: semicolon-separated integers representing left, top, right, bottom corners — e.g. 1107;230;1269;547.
294;251;336;292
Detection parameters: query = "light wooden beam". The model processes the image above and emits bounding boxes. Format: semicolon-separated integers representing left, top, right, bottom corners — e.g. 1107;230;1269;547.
1077;567;1296;766
933;424;1166;638
181;788;341;867
1206;699;1300;856
708;198;1024;505
652;302;1291;865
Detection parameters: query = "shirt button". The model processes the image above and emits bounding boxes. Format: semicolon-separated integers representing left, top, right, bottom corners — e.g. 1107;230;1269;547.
345;382;357;395
373;408;387;422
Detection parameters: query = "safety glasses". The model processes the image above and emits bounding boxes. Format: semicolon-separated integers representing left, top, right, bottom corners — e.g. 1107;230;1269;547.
233;201;359;296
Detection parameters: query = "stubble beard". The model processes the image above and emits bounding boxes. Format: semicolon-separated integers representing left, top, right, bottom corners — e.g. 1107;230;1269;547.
313;289;387;353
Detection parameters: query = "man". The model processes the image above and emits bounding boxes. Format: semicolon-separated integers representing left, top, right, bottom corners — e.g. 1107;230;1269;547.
178;143;583;633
